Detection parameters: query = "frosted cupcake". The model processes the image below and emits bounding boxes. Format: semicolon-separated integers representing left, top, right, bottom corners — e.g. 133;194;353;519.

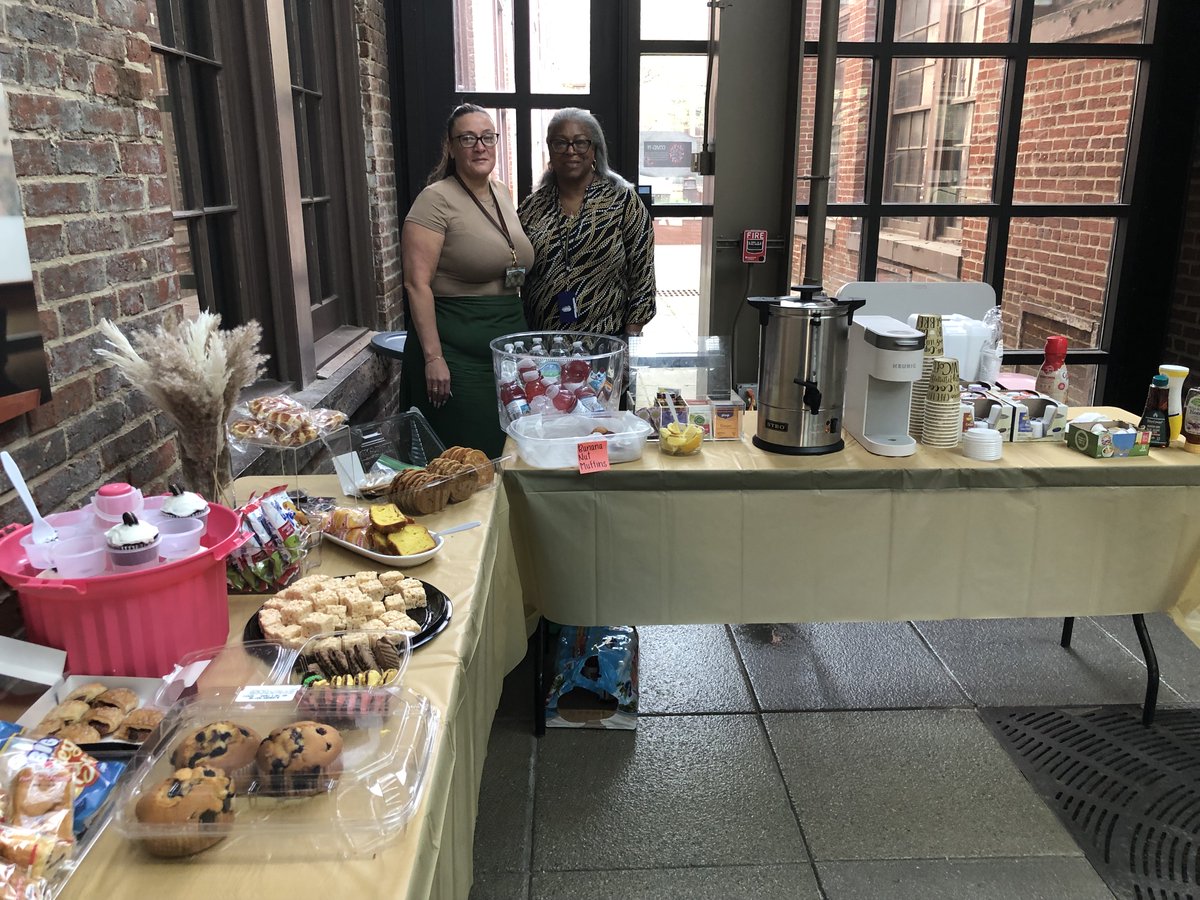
161;484;210;535
104;512;161;571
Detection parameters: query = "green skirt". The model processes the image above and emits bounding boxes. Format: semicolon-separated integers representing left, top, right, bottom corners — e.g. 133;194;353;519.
399;294;527;459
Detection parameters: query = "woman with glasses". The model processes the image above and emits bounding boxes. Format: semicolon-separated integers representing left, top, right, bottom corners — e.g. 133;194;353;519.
518;108;655;341
401;103;534;458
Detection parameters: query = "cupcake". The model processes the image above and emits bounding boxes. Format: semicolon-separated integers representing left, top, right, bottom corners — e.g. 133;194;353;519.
133;766;235;857
104;512;161;571
160;484;210;534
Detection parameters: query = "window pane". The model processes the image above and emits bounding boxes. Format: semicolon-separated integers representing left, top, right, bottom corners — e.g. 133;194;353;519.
642;0;709;41
640;56;707;204
1032;0;1147;43
1013;58;1137;204
876;215;990;281
174;219;199;315
454;0;515;93
530;0;589;93
193;66;229;207
884;57;1002;204
640;218;702;352
894;0;1013;42
804;0;878;41
151;54;188;211
529;109;556;191
792;217;862;295
1002;216;1114;354
797;57;873;205
480;107;518;203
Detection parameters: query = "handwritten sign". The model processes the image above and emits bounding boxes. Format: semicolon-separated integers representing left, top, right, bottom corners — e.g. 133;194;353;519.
576;439;610;474
235;684;301;704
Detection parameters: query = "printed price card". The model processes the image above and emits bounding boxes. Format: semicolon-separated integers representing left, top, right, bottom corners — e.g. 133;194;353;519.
576;439;610;474
235;685;302;703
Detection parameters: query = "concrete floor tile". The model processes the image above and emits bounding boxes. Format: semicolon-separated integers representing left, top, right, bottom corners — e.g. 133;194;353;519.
470;871;530;900
817;858;1115;900
533;715;806;870
473;717;536;874
765;709;1080;860
638;625;756;714
531;865;821;900
731;622;969;710
1088;612;1200;702
913;617;1151;707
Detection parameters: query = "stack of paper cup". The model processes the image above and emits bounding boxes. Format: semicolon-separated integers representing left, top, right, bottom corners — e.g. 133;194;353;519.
922;356;962;448
910;315;945;440
962;425;1004;461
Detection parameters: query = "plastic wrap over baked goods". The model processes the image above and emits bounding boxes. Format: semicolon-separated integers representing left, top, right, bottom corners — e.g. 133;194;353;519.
227;394;348;449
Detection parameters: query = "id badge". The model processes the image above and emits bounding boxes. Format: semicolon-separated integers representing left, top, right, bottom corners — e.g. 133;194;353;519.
504;266;527;289
555;289;579;325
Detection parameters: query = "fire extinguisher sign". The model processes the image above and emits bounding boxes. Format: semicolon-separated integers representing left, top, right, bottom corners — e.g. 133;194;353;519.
742;229;767;263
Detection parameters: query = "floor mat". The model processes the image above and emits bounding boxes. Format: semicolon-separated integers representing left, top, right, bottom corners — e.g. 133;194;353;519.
982;706;1200;900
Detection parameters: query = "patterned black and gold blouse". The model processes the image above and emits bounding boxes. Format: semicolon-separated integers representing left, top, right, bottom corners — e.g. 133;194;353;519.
517;176;656;335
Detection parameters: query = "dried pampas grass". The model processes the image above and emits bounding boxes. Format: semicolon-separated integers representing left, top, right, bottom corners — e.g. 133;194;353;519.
96;312;267;501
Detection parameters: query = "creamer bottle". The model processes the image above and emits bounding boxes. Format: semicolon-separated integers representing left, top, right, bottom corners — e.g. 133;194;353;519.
1034;335;1068;401
1159;364;1189;442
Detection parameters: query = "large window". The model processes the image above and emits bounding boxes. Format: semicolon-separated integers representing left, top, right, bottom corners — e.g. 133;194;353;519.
793;0;1151;404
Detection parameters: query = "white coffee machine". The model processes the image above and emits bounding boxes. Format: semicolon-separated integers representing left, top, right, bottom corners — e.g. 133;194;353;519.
844;315;926;457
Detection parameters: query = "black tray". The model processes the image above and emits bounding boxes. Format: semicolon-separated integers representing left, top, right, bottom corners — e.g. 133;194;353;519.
242;579;453;652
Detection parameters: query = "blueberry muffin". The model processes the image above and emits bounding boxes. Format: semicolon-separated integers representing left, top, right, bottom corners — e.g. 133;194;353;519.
134;766;234;857
172;721;261;789
255;721;343;796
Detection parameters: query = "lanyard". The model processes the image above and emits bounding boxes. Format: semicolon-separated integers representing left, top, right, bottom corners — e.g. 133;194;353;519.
454;175;517;265
556;185;589;275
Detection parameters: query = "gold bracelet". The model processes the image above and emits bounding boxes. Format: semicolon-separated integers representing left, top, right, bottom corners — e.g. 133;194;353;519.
425;356;443;365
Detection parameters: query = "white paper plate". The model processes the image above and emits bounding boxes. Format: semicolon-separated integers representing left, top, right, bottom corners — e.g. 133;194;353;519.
323;531;443;567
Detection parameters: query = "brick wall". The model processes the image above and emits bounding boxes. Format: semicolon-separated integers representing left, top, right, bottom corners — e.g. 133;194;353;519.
1164;113;1200;385
0;0;181;521
354;0;403;333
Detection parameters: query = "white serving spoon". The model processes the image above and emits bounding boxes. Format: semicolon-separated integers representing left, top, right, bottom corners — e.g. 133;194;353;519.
429;521;481;539
1;451;58;545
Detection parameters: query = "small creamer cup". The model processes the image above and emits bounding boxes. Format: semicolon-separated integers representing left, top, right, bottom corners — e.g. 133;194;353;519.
157;517;205;560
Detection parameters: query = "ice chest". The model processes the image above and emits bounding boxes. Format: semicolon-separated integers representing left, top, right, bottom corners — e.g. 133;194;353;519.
0;503;246;677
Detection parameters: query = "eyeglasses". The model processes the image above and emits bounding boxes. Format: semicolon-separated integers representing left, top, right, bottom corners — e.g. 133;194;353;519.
453;132;498;148
548;138;594;155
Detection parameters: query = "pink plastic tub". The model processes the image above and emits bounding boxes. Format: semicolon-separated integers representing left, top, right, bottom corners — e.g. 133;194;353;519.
0;504;246;677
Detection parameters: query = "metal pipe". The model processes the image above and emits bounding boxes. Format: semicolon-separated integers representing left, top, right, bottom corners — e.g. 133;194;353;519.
803;0;840;286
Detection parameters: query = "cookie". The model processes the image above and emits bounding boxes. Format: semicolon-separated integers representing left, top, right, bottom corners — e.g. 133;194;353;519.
93;688;139;714
255;721;343;795
134;766;234;857
116;708;165;743
172;721;261;788
65;682;108;704
84;705;124;736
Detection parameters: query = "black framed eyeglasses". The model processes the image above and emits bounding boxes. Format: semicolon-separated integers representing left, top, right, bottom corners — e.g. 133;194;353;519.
453;132;498;148
548;138;594;154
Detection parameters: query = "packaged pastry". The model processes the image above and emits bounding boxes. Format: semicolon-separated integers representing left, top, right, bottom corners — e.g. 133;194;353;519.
225;487;307;593
0;735;126;839
8;769;73;843
227;395;347;448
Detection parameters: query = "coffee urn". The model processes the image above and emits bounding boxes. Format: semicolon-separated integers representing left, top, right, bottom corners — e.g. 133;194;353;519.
748;286;865;454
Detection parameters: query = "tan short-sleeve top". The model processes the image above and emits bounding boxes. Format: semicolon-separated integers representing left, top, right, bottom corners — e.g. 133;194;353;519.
405;178;535;297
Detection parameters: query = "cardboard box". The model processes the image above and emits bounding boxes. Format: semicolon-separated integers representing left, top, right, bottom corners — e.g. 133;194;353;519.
1067;419;1151;458
987;389;1068;442
0;634;164;746
710;395;745;440
960;390;1014;438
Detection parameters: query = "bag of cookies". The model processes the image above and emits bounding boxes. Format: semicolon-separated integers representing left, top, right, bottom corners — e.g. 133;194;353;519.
225;488;307;592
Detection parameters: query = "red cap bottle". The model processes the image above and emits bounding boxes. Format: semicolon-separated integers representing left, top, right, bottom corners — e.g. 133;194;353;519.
1035;335;1069;401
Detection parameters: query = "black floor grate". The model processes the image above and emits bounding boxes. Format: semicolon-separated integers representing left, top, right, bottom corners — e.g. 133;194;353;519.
983;706;1200;900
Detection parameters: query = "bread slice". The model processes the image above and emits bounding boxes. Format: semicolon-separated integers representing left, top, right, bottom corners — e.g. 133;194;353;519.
369;503;410;533
387;524;437;556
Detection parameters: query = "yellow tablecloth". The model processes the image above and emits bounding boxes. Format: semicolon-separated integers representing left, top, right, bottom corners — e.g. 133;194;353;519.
57;474;527;900
506;408;1200;646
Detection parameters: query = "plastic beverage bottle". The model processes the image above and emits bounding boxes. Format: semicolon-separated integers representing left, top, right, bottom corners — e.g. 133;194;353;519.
499;343;517;382
1158;364;1189;442
1139;374;1170;448
550;336;568;357
530;337;546;357
571;341;585;356
1034;335;1068;401
500;380;530;419
1182;386;1200;454
514;340;526;353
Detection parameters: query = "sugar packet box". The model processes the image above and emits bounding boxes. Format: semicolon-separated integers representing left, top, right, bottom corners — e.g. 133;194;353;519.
986;388;1068;442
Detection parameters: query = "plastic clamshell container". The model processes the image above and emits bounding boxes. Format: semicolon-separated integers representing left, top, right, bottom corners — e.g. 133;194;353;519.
112;687;440;859
490;330;628;431
386;455;507;517
0;503;248;677
291;629;414;691
322;408;446;498
507;411;652;469
155;641;301;707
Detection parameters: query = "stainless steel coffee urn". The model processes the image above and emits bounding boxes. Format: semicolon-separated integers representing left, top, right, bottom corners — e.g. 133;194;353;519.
749;287;865;454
